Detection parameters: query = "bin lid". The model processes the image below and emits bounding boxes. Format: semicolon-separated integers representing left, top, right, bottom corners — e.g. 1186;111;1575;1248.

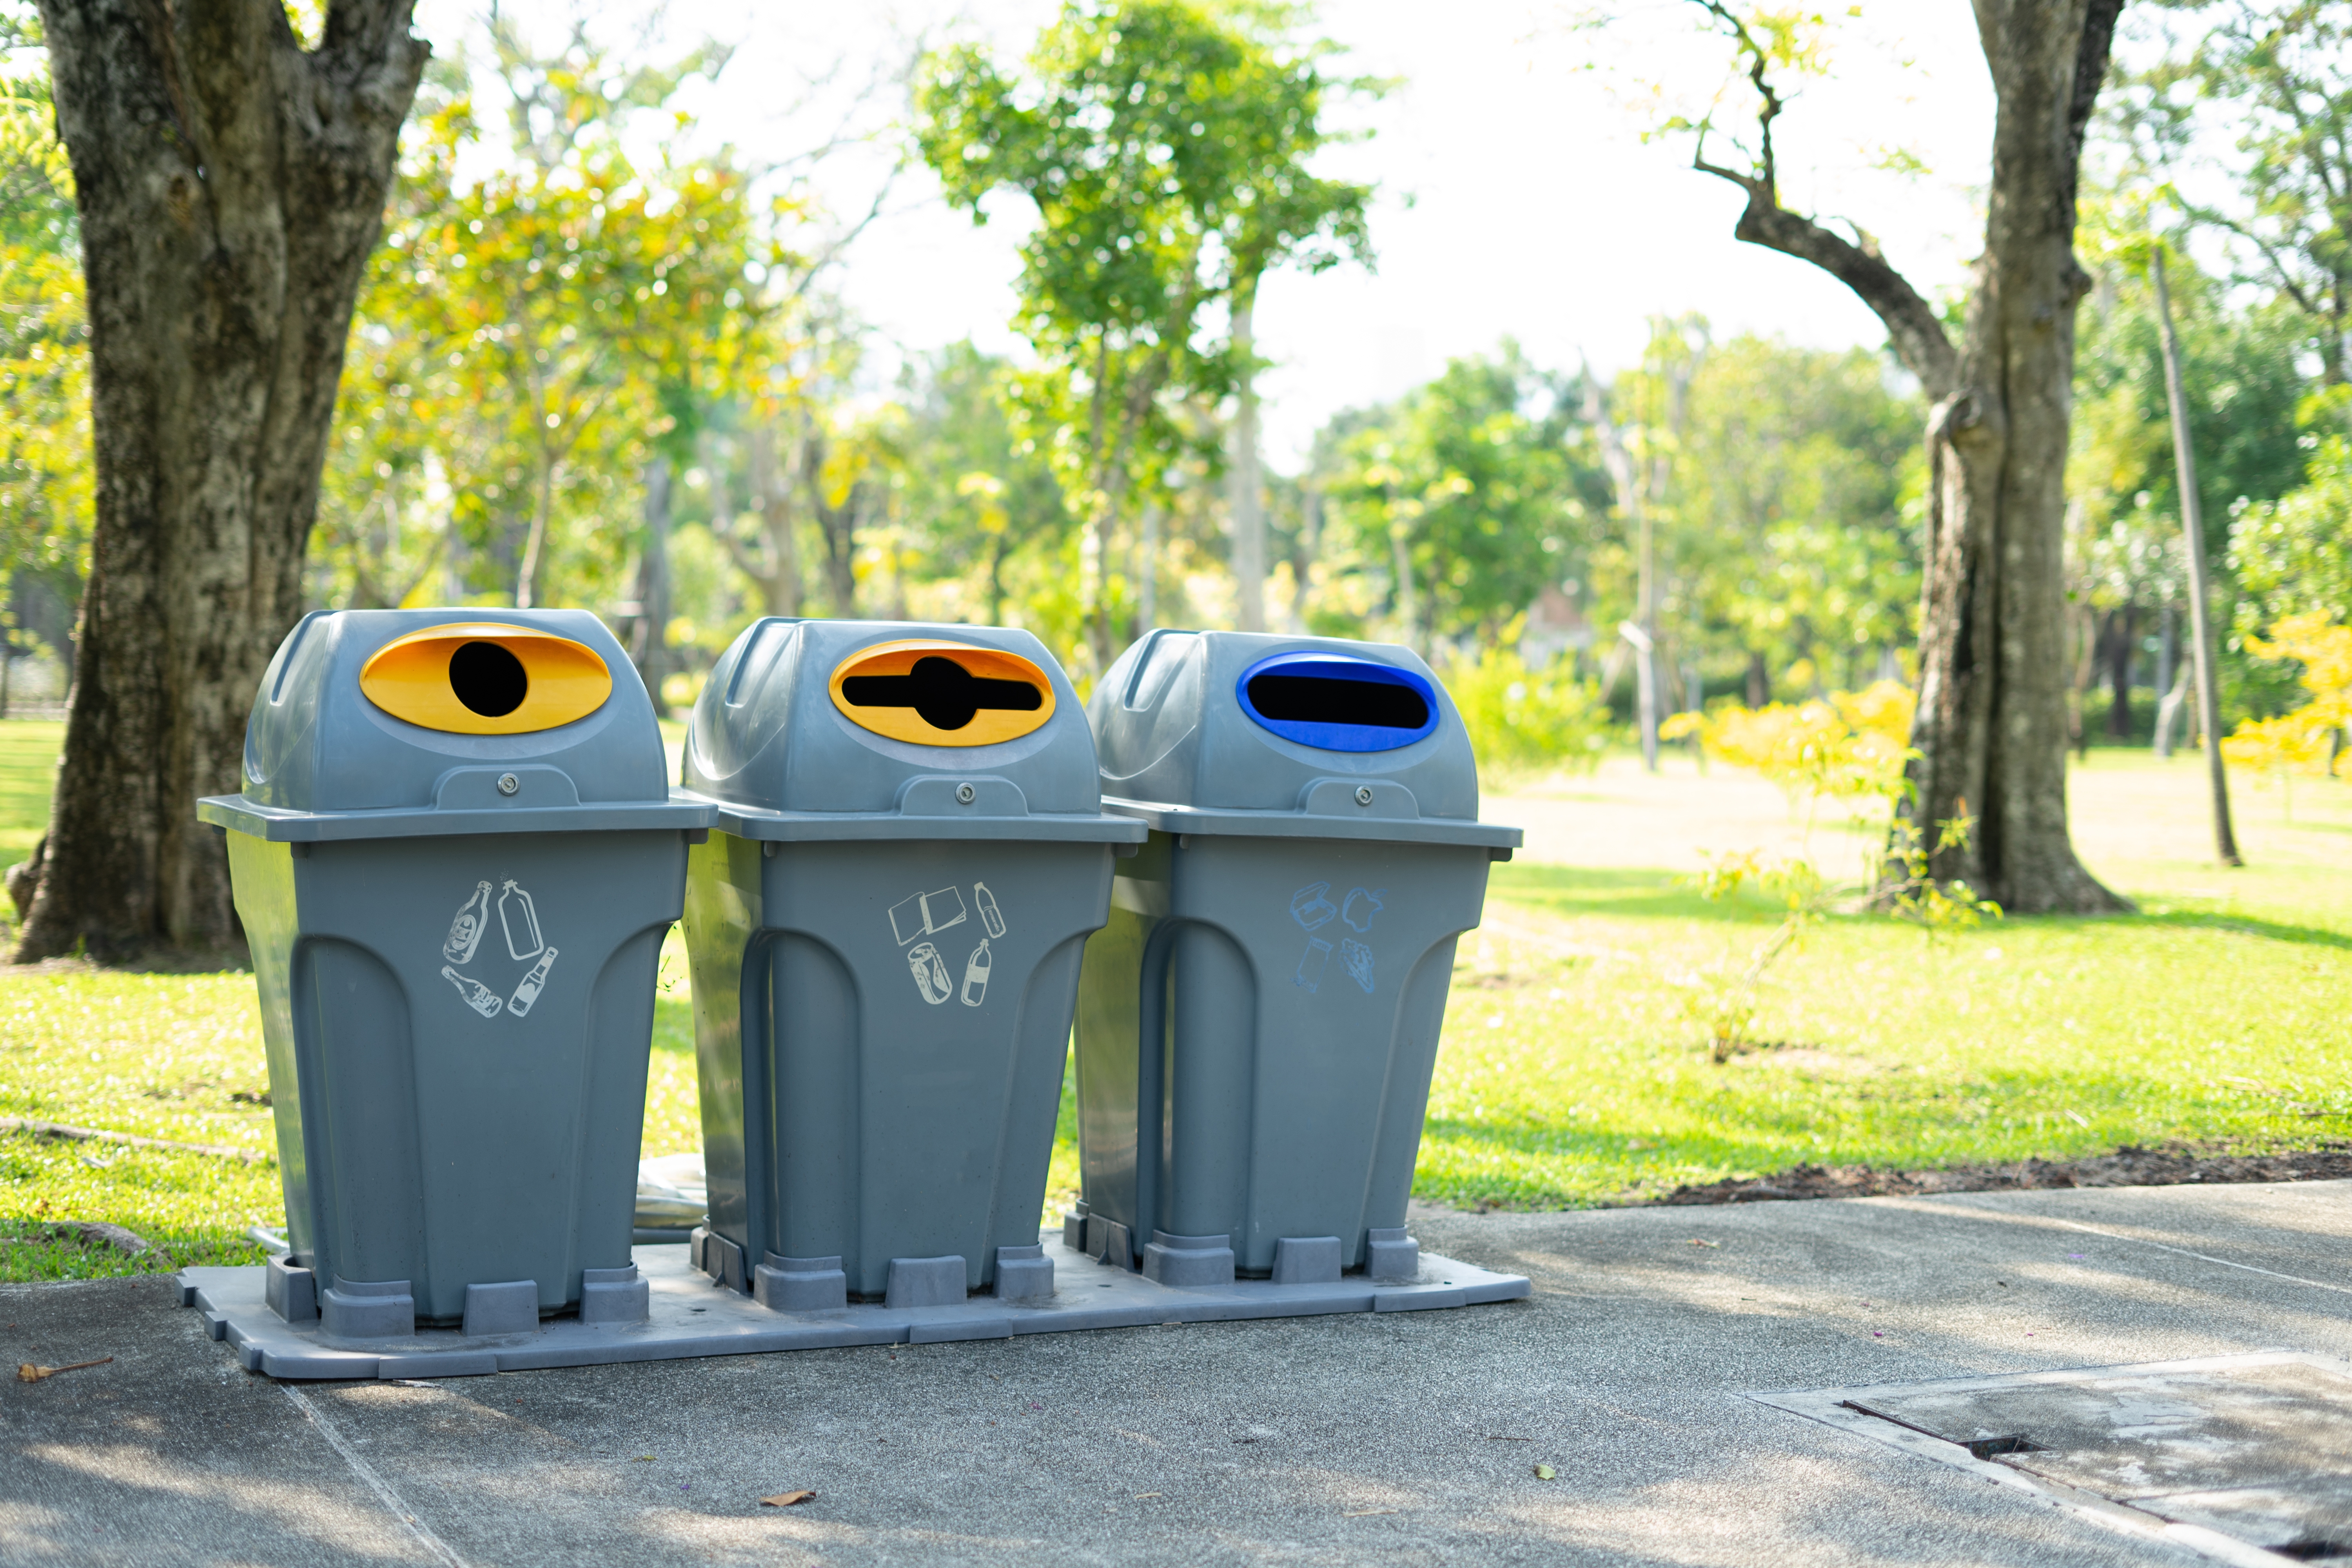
1087;630;1521;849
198;609;714;841
682;619;1143;844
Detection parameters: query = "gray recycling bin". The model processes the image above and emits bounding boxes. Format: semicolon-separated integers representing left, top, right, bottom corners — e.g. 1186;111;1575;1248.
681;620;1145;1305
1071;631;1521;1283
200;609;713;1334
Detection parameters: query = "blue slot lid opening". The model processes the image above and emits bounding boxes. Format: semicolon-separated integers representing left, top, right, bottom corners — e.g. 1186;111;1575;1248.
1235;652;1439;753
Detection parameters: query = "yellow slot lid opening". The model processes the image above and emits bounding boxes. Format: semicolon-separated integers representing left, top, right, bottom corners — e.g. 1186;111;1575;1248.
359;622;612;735
828;639;1056;747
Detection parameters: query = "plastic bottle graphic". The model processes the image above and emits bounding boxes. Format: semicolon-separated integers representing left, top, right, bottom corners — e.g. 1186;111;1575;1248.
443;882;492;964
960;939;992;1007
973;882;1006;940
441;965;504;1019
907;942;951;1005
498;880;544;960
507;947;559;1018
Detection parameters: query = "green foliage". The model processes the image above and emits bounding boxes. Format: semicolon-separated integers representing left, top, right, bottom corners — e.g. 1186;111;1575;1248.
0;27;86;585
1317;345;1582;646
1441;643;1610;782
1665;336;1921;679
2230;425;2352;632
915;0;1372;669
315;40;776;613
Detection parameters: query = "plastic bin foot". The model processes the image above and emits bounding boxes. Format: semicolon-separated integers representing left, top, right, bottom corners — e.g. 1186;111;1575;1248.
1272;1237;1343;1285
755;1255;848;1313
698;1231;747;1292
580;1265;650;1325
1367;1227;1419;1283
885;1256;967;1309
462;1281;540;1336
1083;1215;1133;1269
321;1278;414;1339
1061;1204;1089;1250
994;1244;1054;1301
1142;1232;1236;1287
266;1256;316;1324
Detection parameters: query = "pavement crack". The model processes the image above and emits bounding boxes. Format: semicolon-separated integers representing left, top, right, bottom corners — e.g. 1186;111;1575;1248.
283;1386;470;1568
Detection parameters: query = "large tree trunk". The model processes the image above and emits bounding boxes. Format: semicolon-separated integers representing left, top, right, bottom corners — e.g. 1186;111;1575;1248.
1691;0;2125;913
16;1;426;960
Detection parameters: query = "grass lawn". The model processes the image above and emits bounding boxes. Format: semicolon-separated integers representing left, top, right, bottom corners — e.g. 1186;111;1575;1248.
2;715;2345;1278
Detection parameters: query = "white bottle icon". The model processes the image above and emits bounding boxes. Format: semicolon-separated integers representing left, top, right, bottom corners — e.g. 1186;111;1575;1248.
441;965;503;1019
508;947;559;1018
961;939;992;1007
973;882;1006;939
444;882;491;964
499;880;543;960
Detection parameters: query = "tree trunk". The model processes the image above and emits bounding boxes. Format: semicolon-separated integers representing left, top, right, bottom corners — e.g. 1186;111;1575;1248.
1138;500;1161;632
18;0;426;961
2151;246;2242;866
2152;603;2176;759
630;457;672;717
1227;282;1265;633
1746;649;1769;708
2105;605;2134;738
1690;0;2125;913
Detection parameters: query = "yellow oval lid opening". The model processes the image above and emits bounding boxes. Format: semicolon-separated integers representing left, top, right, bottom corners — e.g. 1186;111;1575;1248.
828;639;1055;747
359;622;613;735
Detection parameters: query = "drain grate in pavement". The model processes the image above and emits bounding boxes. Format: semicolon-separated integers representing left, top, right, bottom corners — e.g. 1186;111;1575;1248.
1758;1352;2352;1567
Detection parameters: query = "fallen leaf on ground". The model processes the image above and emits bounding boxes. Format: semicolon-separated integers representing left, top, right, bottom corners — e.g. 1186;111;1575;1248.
18;1357;112;1383
1344;1509;1397;1517
1133;1492;1162;1499
633;1454;655;1462
1685;1239;1720;1248
760;1491;815;1508
1484;1434;1530;1441
1533;1464;1557;1480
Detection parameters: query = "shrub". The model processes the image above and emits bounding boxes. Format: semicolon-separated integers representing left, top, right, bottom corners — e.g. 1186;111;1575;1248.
1442;645;1611;782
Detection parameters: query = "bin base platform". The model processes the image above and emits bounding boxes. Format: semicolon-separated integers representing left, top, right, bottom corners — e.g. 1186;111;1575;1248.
174;1234;1529;1381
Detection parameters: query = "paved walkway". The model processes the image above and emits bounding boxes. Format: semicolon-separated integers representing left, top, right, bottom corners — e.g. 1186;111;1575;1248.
8;1180;2352;1566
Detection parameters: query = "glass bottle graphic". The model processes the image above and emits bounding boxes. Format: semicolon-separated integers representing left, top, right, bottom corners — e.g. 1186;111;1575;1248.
443;881;492;964
498;880;543;959
508;947;559;1018
960;939;992;1007
441;965;503;1018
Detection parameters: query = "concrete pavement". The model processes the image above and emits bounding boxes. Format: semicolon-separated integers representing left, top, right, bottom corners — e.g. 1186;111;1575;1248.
8;1180;2352;1566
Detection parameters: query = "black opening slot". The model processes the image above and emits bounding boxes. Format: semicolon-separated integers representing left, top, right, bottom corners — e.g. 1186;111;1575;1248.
449;641;528;718
1248;672;1428;731
842;655;1042;731
2276;1538;2352;1561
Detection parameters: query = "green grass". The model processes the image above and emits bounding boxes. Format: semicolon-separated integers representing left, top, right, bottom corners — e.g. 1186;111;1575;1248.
2;721;2348;1276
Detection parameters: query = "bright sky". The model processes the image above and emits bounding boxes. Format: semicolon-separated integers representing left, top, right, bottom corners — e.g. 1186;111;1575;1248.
419;2;2004;468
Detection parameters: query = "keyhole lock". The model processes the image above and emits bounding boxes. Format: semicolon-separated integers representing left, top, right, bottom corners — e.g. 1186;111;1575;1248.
1355;786;1374;806
956;782;977;804
497;773;521;797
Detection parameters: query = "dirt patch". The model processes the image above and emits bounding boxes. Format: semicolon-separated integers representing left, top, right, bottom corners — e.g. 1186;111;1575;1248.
1659;1142;2352;1205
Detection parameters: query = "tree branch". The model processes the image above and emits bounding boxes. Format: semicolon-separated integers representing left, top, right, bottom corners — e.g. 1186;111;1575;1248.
1688;2;1958;394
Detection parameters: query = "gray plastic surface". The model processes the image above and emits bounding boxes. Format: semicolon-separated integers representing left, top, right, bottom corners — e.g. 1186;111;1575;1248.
198;607;711;839
578;1265;650;1325
1367;1227;1420;1282
174;1236;1530;1379
207;609;702;1324
265;1255;316;1323
683;621;1139;1299
1087;630;1521;849
1142;1231;1235;1288
322;1278;413;1339
1075;632;1517;1277
1273;1236;1343;1285
462;1281;539;1337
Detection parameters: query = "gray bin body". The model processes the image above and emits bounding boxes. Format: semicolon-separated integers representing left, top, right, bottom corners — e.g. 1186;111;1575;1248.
1074;630;1521;1276
681;619;1144;1298
201;608;710;1325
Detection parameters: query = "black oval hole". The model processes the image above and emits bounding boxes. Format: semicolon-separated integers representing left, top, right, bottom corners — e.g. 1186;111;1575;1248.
842;655;1042;732
1247;673;1428;731
449;640;529;718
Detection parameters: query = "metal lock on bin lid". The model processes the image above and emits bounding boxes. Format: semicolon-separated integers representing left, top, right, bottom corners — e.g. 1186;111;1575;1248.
686;619;1134;836
203;608;706;840
1087;630;1513;847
